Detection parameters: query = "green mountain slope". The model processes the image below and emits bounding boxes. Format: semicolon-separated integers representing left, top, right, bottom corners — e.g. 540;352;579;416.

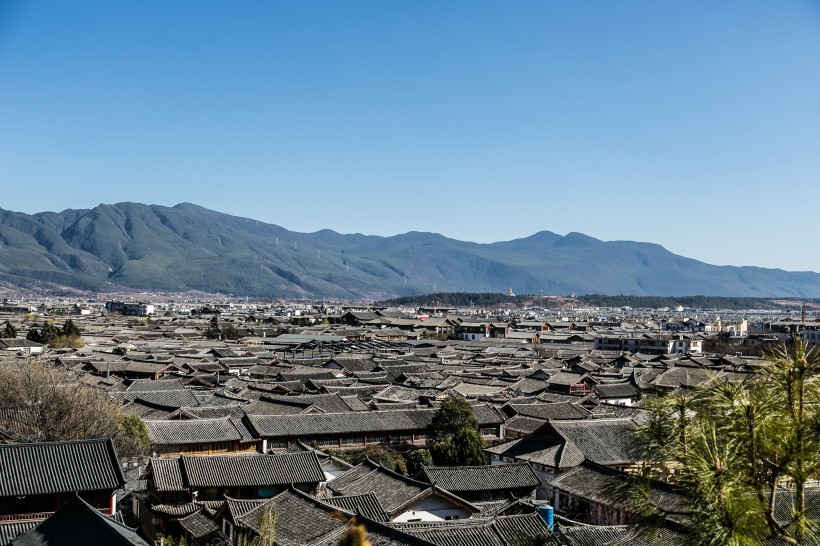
0;202;817;298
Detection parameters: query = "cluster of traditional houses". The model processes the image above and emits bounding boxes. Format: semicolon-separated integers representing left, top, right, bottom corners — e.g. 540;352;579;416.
0;304;817;545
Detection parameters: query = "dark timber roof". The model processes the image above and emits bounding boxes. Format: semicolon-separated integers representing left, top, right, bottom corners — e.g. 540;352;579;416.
0;439;125;497
10;495;148;546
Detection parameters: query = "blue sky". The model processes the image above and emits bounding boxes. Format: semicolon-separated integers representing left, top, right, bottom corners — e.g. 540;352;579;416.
1;1;819;271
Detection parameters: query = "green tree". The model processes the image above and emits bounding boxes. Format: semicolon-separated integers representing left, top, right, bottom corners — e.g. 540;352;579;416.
1;321;16;339
61;319;81;338
363;447;401;473
222;322;241;340
427;397;486;466
115;415;150;459
205;315;221;339
405;449;434;476
26;322;61;345
630;339;820;545
429;397;478;442
25;327;40;343
451;426;487;466
155;534;175;546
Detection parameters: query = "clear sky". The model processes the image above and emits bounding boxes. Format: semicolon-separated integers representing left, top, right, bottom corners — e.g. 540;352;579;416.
1;1;819;271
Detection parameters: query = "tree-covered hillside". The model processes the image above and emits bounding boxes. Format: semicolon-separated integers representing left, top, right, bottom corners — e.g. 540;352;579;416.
2;202;820;299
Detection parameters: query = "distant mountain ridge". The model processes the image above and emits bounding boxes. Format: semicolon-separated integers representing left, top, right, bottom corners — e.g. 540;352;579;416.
0;202;818;298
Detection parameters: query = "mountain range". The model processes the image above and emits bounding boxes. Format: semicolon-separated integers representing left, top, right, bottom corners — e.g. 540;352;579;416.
0;202;818;299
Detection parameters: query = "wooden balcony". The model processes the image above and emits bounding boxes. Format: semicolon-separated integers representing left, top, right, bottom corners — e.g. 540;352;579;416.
0;507;111;523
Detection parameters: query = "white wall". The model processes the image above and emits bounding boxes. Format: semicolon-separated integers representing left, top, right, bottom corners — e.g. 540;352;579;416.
392;496;473;522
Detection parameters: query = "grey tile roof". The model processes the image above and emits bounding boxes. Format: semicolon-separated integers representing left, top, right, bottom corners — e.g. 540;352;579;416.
594;383;639;399
651;366;715;389
558;525;628;545
609;526;690;546
324;492;390;522
144;417;249;445
557;523;691;546
341;395;370;411
536;392;588;404
258;393;358;414
485;434;585;470
0;439;125;497
549;463;690;528
546;464;628;508
147;457;186;492
420;463;540;493
508;377;549;395
328;460;430;514
237;489;350;546
125;378;186;392
549;419;640;466
492;513;556;546
247;409;436;438
175;405;245;419
149;503;200;516
231;417;257;444
471;404;506;426
392;513;554;546
373;386;437;403
505;402;591;421
181;451;325;488
0;522;38;546
331;517;440;546
503;415;550;436
223;496;269;521
132;390;200;409
395;520;505;546
546;372;595;387
177;510;220;539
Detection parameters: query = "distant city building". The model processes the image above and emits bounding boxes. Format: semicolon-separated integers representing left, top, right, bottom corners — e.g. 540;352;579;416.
798;328;820;345
594;333;703;355
105;301;155;316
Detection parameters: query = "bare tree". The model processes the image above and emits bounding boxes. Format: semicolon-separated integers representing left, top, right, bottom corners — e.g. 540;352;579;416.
0;359;146;457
